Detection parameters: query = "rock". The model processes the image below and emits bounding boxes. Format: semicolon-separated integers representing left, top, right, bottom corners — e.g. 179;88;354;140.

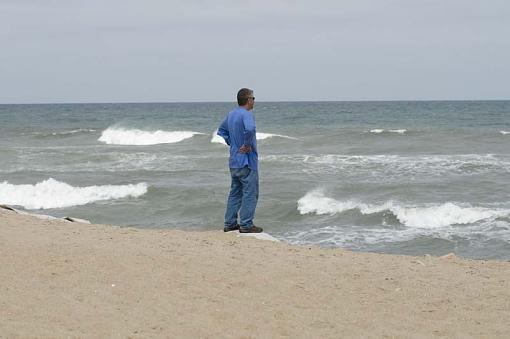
237;232;280;242
63;217;92;224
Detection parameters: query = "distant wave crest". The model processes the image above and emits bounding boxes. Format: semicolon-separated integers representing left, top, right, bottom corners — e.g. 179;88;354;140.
51;129;96;136
99;127;204;145
368;129;407;134
501;131;510;135
33;129;96;138
0;178;148;209
297;190;510;228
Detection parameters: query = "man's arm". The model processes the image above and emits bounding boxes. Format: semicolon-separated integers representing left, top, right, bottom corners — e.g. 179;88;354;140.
217;115;230;146
241;112;256;153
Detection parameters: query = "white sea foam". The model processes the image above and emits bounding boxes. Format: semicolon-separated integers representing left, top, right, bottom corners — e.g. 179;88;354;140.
284;218;510;249
283;225;418;248
369;129;407;134
500;131;510;135
99;127;204;145
0;178;148;209
211;129;296;145
297;190;510;228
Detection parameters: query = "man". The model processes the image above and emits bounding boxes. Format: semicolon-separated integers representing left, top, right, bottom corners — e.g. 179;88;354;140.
217;88;263;233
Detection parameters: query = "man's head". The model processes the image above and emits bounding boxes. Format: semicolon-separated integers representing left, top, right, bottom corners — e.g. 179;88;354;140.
237;88;255;111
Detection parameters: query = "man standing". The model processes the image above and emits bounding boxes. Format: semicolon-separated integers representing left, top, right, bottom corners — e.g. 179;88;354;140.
217;88;263;233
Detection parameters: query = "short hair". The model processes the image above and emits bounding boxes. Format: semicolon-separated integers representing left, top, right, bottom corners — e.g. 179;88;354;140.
237;88;253;106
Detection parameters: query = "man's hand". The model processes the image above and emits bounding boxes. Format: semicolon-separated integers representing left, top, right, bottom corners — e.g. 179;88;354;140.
239;145;252;154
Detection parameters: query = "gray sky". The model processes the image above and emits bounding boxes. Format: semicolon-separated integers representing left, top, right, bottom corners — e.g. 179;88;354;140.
1;0;509;103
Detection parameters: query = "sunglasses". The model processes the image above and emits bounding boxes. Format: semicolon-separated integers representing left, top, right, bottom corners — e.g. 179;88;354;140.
250;97;255;100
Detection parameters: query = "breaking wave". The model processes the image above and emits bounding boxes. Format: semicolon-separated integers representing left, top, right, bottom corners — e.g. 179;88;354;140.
0;178;148;209
297;190;510;228
211;129;296;145
211;131;227;145
501;131;510;135
99;127;204;145
257;132;297;140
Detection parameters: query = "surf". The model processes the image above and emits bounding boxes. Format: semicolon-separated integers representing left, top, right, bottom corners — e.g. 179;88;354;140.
99;127;204;145
0;178;148;209
297;190;510;228
211;129;296;145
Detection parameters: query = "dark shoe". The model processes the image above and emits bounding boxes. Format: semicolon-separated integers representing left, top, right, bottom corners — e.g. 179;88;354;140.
239;225;263;233
223;224;240;232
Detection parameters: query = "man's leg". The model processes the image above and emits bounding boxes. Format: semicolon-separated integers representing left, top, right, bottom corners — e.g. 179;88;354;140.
224;168;243;228
239;168;259;230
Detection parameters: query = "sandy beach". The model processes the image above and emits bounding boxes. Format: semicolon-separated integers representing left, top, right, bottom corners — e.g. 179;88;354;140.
1;208;509;338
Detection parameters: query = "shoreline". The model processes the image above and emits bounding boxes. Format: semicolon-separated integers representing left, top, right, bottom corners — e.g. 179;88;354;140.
1;208;510;338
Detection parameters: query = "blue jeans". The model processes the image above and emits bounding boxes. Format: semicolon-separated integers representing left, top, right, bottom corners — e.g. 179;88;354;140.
224;166;259;229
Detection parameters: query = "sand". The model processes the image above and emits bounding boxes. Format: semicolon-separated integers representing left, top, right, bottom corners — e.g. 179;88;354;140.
1;208;510;338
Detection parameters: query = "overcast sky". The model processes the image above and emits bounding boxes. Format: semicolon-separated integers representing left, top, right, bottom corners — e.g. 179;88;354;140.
1;0;509;103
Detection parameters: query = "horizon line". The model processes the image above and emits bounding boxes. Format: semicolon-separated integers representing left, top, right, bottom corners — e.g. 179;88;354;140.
0;98;509;105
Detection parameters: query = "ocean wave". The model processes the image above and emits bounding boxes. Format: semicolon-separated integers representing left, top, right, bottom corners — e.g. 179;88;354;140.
211;129;296;145
368;129;407;134
297;190;510;228
0;178;148;209
99;127;204;145
501;131;510;135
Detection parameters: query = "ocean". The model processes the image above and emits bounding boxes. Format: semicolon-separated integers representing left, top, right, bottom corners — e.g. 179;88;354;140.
1;101;509;260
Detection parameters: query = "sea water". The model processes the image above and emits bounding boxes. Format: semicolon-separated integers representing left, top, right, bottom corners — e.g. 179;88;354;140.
0;101;509;260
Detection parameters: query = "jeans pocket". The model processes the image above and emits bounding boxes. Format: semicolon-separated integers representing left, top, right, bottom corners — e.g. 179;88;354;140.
231;166;250;178
240;166;251;178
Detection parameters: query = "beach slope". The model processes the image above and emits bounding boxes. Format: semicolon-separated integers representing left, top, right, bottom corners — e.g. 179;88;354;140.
1;208;509;338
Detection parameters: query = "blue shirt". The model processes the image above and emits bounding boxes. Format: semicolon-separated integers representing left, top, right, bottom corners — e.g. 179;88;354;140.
217;107;258;171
